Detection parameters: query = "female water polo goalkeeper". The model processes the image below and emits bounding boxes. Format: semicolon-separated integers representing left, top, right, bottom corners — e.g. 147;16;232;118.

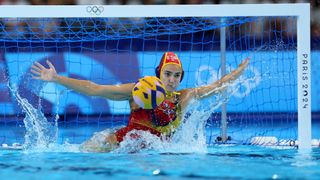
31;52;249;152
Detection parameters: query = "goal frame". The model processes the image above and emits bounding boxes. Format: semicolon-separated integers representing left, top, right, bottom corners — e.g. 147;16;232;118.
0;4;311;149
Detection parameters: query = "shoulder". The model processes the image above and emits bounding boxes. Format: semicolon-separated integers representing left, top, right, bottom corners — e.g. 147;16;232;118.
176;88;198;110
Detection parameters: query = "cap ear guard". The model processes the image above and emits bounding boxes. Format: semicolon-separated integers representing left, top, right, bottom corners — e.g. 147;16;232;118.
155;65;161;78
180;70;184;82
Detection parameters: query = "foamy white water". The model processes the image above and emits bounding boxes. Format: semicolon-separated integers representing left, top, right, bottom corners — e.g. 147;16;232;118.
9;85;56;150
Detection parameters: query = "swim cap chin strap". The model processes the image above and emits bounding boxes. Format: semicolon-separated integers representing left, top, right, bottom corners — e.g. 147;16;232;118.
166;91;180;99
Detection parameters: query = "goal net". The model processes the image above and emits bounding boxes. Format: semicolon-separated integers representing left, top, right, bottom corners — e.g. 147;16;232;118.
0;5;311;148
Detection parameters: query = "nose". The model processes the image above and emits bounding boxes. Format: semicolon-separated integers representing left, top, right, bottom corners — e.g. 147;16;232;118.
169;76;175;83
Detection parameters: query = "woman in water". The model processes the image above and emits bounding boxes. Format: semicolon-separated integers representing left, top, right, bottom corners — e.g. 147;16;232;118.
31;52;249;152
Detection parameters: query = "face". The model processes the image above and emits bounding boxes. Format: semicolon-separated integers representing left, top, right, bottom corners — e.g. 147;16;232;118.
160;64;182;92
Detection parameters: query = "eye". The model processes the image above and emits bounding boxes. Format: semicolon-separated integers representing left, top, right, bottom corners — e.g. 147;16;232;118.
174;73;181;78
164;72;171;77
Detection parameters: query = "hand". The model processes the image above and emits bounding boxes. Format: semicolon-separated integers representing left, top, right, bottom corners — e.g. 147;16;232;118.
31;60;58;82
221;57;250;83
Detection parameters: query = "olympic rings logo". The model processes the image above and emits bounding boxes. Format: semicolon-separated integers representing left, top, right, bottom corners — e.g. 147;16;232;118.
86;6;104;16
195;65;261;98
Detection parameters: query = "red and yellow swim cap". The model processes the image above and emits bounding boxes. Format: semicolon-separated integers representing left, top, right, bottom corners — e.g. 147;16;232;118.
155;52;184;81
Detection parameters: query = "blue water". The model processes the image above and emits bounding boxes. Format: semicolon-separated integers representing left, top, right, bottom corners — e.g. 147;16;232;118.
0;121;319;179
1;90;319;179
0;145;319;179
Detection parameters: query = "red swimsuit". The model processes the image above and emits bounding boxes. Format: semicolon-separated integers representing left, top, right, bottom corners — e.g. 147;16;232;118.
115;99;181;142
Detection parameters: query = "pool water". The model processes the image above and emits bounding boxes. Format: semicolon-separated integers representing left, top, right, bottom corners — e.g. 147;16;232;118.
1;93;319;179
1;120;320;179
0;145;319;179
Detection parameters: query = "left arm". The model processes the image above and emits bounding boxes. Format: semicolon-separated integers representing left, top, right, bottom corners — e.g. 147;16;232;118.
178;58;249;110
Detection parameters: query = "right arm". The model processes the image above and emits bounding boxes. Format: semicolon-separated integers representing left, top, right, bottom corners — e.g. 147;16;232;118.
31;60;134;101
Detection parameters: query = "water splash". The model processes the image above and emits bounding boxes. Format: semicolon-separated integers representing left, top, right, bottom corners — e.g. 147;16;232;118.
116;130;166;153
6;83;83;152
78;74;251;154
168;99;208;153
116;91;237;153
7;70;252;153
115;99;221;153
80;129;116;152
9;85;57;151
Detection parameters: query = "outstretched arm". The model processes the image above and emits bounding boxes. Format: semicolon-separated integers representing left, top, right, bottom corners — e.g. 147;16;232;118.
193;58;249;99
31;60;134;100
178;58;249;110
